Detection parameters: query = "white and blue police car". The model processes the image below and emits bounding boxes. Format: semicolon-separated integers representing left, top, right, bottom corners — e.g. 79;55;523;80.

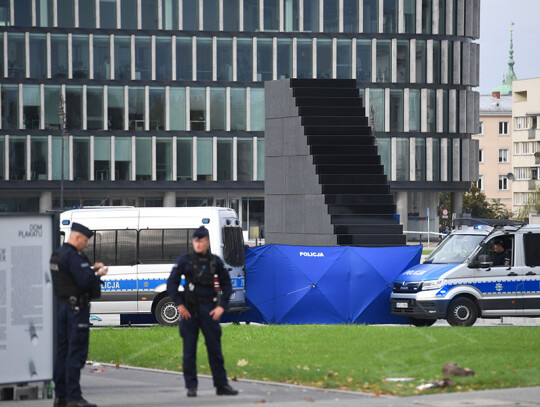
390;220;540;326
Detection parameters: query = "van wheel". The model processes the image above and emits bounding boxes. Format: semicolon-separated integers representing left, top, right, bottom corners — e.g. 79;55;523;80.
155;297;179;326
408;317;437;327
447;298;478;327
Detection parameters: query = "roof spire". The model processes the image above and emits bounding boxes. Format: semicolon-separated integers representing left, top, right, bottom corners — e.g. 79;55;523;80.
491;23;517;96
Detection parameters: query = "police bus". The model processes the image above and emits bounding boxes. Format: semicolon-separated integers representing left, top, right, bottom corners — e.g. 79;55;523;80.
59;207;246;326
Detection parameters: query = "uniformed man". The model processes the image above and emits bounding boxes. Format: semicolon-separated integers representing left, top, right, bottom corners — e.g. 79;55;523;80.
166;226;238;398
493;240;511;267
50;222;108;407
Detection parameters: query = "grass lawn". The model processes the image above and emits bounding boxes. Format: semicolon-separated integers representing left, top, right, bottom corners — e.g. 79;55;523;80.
88;325;540;396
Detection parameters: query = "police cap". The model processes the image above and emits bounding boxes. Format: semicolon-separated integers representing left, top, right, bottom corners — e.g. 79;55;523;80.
71;222;93;238
493;239;504;247
193;226;209;240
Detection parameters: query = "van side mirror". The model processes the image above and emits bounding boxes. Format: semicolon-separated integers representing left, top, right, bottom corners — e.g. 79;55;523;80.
477;254;491;268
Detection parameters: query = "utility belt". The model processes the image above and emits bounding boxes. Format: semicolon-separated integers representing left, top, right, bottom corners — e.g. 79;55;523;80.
57;293;90;313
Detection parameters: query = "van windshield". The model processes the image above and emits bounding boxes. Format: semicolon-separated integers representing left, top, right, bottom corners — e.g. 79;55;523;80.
222;227;245;267
424;234;485;264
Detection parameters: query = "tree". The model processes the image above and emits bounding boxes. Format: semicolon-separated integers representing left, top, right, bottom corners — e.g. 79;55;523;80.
463;184;496;218
515;185;540;221
490;198;513;219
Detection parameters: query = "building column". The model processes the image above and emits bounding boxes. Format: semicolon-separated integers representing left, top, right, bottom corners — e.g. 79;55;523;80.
452;191;463;217
39;191;53;213
395;191;408;234
163;191;176;207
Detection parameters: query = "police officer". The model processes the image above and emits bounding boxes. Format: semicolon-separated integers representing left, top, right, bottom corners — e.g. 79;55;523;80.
50;222;108;407
493;240;511;267
166;226;238;398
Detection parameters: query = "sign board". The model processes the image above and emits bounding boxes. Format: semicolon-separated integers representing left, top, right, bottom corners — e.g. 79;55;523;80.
442;209;449;219
0;215;55;385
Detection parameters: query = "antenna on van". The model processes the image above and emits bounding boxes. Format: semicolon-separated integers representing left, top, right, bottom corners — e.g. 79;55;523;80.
98;195;110;206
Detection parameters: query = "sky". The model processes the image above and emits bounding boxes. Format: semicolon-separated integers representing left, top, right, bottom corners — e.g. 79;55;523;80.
478;0;540;94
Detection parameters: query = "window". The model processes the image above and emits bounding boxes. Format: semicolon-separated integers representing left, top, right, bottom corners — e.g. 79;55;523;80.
183;0;198;30
230;88;246;130
336;40;352;79
129;87;145;130
222;227;245;267
23;85;41;130
524;234;540;267
141;0;158;29
100;0;117;29
57;0;74;27
499;121;509;135
415;138;426;181
498;175;508;190
136;137;152;180
139;229;194;264
93;35;111;80
87;230;137;266
236;38;253;81
196;37;212;81
297;39;313;79
477;121;484;135
244;0;259;31
363;0;377;33
177;137;192;180
108;86;124;130
121;0;137;29
515;167;530;181
73;137;90;180
115;136;132;181
317;39;332;79
216;38;233;81
376;40;391;82
190;87;206;130
162;0;179;29
323;0;338;32
383;0;397;33
217;138;233;180
29;34;47;78
478;149;484;163
498;149;509;163
477;175;483;191
257;38;273;81
87;86;103;130
115;35;131;80
31;136;48;180
94;137;111;180
156;137;172;180
210;88;226;130
170;87;186;130
356;40;371;82
303;0;318;32
79;0;96;28
65;86;83;129
9;136;27;180
257;138;264;180
155;37;172;80
149;87;165;130
197;137;213;180
176;37;192;80
515;116;535;130
283;0;299;31
264;0;279;31
223;0;239;31
238;137;253;181
396;138;410;181
250;88;265;131
135;37;151;80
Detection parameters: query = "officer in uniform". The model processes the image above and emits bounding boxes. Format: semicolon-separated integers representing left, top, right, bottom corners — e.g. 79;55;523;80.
50;222;108;407
166;226;238;398
493;240;511;267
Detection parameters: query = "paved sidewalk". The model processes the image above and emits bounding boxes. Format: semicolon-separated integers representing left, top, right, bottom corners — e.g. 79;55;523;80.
4;364;540;407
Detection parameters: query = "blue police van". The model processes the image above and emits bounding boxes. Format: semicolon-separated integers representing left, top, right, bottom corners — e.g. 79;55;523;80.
391;221;540;326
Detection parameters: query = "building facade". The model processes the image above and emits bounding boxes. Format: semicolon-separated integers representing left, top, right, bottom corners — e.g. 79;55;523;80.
512;77;540;216
0;0;479;240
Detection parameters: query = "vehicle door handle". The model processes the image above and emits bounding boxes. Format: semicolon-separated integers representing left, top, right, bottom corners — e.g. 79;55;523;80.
526;271;537;276
507;272;518;276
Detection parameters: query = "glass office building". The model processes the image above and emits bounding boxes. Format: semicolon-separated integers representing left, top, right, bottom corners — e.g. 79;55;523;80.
0;0;479;238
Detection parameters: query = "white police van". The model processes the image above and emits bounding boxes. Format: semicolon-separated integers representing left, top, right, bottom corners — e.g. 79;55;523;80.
391;220;540;326
60;207;246;326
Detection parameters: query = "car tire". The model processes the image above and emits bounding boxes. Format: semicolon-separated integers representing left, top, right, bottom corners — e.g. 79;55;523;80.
447;297;478;327
408;317;437;327
155;297;179;326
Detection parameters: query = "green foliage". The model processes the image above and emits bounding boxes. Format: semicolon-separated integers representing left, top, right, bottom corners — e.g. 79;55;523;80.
88;325;540;396
463;184;496;218
515;185;540;222
490;198;513;219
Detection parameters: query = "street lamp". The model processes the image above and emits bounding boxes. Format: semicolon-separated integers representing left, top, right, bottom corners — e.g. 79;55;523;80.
58;95;67;210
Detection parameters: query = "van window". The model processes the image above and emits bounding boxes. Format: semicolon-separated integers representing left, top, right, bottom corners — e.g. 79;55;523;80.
117;230;138;265
475;235;514;267
222;226;245;267
89;230;137;266
95;231;116;265
524;234;540;266
139;228;195;264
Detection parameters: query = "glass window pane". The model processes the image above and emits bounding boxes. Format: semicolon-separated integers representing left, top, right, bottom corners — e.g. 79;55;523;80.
389;89;403;132
404;0;415;33
51;33;68;78
51;136;69;180
170;87;186;130
0;29;3;76
203;0;218;31
129;87;145;130
223;0;239;31
415;138;426;181
31;136;48;180
369;88;384;133
432;138;440;181
383;0;397;33
217;38;233;81
197;37;212;81
442;89;448;132
283;0;299;31
115;136;131;180
317;38;332;79
35;0;53;26
79;0;96;28
1;84;18;129
376;39;391;82
343;0;358;33
303;0;318;32
336;39;351;79
7;33;25;78
210;88;226;130
108;86;124;130
197;137;213;180
433;40;441;84
149;87;165;130
250;88;264;131
256;138;264;180
0;0;11;27
141;0;158;29
277;38;292;79
422;0;432;34
93;35;111;80
0;135;3;180
230;88;246;130
217;137;233;180
100;0;117;29
409;89;420;132
14;0;31;27
94;137;111;180
363;0;377;33
177;137;192;180
264;0;279;31
176;37;192;80
396;138;410;181
162;0;178;30
257;38;272;81
427;89;436;132
115;35;131;80
238;137;253;181
73;136;90;180
44;85;61;130
156;37;172;80
23;85;41;130
377;137;391;176
439;0;446;34
135;37;150;80
66;85;82;129
244;0;259;31
9;136;26;180
297;39;312;79
396;40;409;83
136;137;152;180
57;0;75;27
121;0;137;29
183;0;198;30
72;34;89;79
356;39;371;82
190;87;206;130
116;230;137;265
416;40;426;83
447;138;452;180
323;0;338;32
237;38;253;82
87;86;103;130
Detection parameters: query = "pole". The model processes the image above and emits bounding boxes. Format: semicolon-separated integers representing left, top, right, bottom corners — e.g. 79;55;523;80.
58;95;66;210
427;207;430;248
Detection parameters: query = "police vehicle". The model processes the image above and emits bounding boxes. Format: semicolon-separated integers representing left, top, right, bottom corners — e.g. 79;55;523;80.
390;220;540;326
59;207;246;326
